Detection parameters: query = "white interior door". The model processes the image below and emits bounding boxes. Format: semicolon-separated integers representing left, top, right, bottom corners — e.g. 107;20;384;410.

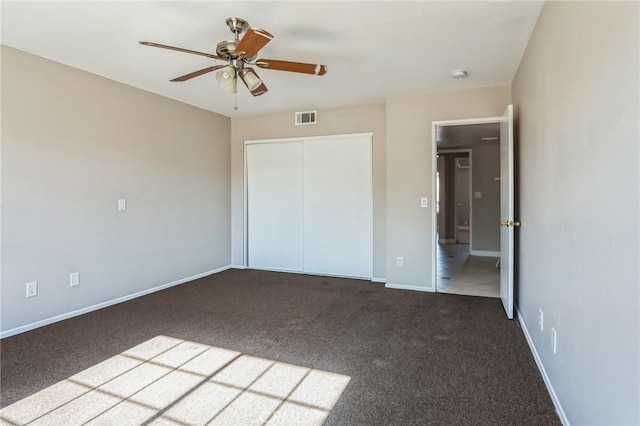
303;137;372;278
247;142;304;272
500;105;515;319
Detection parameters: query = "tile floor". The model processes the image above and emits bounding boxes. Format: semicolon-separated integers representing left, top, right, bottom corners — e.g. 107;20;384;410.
436;243;500;298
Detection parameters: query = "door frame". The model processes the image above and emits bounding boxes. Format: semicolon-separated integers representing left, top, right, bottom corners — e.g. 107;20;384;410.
437;149;472;246
431;117;503;291
243;132;374;279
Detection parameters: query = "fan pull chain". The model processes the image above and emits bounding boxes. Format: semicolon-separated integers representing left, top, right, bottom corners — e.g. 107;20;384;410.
234;91;238;111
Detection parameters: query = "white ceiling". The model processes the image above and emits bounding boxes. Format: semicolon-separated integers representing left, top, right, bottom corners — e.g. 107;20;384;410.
1;1;544;118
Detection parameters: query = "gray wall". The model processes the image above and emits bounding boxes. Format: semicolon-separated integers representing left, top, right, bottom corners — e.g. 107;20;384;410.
1;46;232;334
512;2;639;424
231;89;509;286
471;142;500;252
385;85;511;289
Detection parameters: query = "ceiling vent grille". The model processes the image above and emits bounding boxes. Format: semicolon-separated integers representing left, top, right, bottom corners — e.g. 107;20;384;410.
295;111;317;126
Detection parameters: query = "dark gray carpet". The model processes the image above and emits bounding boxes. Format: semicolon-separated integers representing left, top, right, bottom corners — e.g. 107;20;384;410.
0;269;559;425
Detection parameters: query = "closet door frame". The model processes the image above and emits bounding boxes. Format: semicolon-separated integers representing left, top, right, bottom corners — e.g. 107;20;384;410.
244;132;373;279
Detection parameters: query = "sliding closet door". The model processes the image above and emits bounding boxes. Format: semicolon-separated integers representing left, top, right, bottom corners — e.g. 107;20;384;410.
303;136;372;278
246;142;304;272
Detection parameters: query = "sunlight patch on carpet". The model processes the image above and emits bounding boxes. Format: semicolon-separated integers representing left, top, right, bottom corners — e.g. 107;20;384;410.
0;336;351;426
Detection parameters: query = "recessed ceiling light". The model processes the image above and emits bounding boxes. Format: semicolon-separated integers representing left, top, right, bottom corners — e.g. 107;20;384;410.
451;70;468;79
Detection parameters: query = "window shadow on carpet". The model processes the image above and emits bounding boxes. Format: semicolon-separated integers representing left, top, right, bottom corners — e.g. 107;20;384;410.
0;335;350;426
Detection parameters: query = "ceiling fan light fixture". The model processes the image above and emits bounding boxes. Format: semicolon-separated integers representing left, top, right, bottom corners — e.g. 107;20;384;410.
239;68;263;91
216;65;237;93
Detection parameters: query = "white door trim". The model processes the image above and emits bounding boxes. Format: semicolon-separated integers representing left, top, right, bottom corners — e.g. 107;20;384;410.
438;149;472;246
431;116;504;292
245;132;374;146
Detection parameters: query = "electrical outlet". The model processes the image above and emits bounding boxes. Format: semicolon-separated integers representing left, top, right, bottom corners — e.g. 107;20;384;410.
551;327;557;354
26;281;38;298
396;257;404;267
70;272;79;287
539;309;544;331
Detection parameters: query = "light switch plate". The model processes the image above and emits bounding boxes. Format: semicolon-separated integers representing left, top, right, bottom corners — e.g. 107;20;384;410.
420;197;428;208
474;192;483;199
118;199;126;211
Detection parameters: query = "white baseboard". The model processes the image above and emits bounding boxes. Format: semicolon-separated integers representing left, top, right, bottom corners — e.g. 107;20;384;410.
0;265;232;339
385;283;435;293
371;277;386;283
470;250;500;257
439;239;456;244
231;265;246;269
242;266;372;281
516;307;569;425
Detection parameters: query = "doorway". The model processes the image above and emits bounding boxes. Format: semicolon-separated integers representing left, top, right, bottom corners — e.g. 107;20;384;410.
433;122;502;298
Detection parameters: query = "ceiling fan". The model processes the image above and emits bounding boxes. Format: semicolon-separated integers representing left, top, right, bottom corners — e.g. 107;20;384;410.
139;17;328;98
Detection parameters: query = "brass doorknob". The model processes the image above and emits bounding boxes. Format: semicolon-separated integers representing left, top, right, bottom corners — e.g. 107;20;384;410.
500;220;520;228
501;220;521;227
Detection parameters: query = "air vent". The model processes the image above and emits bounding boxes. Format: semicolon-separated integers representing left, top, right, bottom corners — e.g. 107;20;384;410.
295;111;317;126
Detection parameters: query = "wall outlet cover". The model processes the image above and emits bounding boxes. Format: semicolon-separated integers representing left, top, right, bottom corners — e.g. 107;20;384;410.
539;308;544;331
26;281;38;298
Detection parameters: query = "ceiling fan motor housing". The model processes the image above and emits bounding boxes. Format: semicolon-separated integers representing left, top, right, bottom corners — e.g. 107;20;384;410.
216;40;257;63
225;17;248;37
216;40;238;58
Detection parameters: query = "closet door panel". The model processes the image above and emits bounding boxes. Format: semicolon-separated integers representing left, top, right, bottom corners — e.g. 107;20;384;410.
303;137;372;278
247;142;304;272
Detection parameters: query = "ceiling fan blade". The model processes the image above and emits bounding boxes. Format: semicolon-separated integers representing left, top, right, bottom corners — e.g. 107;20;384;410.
255;59;327;76
170;65;225;82
235;28;274;59
139;41;225;60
